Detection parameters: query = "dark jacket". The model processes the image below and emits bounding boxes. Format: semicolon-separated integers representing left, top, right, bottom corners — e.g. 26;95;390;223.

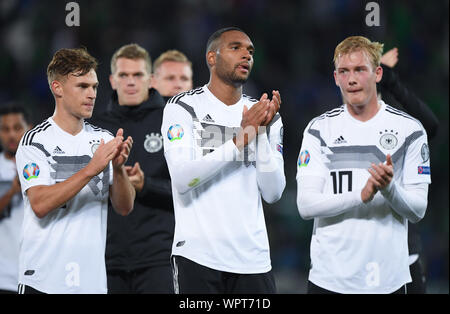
378;64;439;255
90;88;174;271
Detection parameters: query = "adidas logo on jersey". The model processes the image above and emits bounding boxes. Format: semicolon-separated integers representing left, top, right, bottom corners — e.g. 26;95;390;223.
333;136;347;144
202;114;215;123
53;146;65;154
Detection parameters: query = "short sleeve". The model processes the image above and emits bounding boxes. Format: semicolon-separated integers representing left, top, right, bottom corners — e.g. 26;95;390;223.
15;144;52;194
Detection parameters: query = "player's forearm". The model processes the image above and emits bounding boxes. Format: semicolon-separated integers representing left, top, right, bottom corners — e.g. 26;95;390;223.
296;176;362;220
166;139;239;194
256;133;285;203
297;189;362;220
27;167;95;219
380;181;428;223
110;166;135;216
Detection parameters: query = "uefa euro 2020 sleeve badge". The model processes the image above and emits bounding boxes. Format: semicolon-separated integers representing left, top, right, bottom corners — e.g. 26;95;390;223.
144;133;163;153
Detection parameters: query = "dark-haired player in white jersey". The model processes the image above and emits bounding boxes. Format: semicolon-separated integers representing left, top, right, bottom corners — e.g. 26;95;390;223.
162;27;285;293
296;36;431;294
0;105;31;294
15;48;135;294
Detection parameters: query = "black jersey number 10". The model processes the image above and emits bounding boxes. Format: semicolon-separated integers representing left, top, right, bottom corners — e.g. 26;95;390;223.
330;171;353;194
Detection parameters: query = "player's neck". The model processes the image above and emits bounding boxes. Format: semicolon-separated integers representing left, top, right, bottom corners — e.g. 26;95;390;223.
52;107;84;136
207;77;242;106
347;97;381;122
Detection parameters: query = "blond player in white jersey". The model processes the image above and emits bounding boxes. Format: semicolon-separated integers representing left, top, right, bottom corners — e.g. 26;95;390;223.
296;36;430;294
15;48;135;294
162;27;285;293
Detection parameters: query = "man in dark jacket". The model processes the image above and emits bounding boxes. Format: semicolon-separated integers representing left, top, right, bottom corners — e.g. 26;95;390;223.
90;44;174;293
379;47;439;294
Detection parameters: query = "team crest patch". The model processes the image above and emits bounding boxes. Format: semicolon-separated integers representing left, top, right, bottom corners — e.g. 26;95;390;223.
298;150;310;168
168;124;184;142
379;130;398;150
89;139;101;154
144;133;163;153
23;163;40;181
421;144;430;163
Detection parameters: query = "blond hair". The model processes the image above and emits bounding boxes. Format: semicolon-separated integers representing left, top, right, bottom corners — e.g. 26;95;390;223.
110;43;152;74
153;50;192;73
334;36;384;70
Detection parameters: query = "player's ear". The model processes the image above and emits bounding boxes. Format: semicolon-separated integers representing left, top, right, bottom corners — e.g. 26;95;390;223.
206;50;216;68
150;73;158;90
51;80;63;98
333;70;339;87
375;65;383;83
109;74;117;90
147;73;152;89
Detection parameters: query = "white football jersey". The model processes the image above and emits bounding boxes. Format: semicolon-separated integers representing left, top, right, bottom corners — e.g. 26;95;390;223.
162;85;284;274
15;117;113;294
297;101;431;293
0;153;24;291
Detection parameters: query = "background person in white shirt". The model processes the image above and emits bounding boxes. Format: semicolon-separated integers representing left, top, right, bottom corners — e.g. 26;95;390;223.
296;36;431;294
15;48;135;294
162;27;285;294
0;105;31;294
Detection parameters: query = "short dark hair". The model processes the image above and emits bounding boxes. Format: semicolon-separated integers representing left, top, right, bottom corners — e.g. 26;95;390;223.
0;104;31;125
206;27;247;54
47;47;98;86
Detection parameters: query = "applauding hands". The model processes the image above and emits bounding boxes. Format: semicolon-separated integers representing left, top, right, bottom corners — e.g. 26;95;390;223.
234;90;281;150
361;154;394;203
86;128;133;177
